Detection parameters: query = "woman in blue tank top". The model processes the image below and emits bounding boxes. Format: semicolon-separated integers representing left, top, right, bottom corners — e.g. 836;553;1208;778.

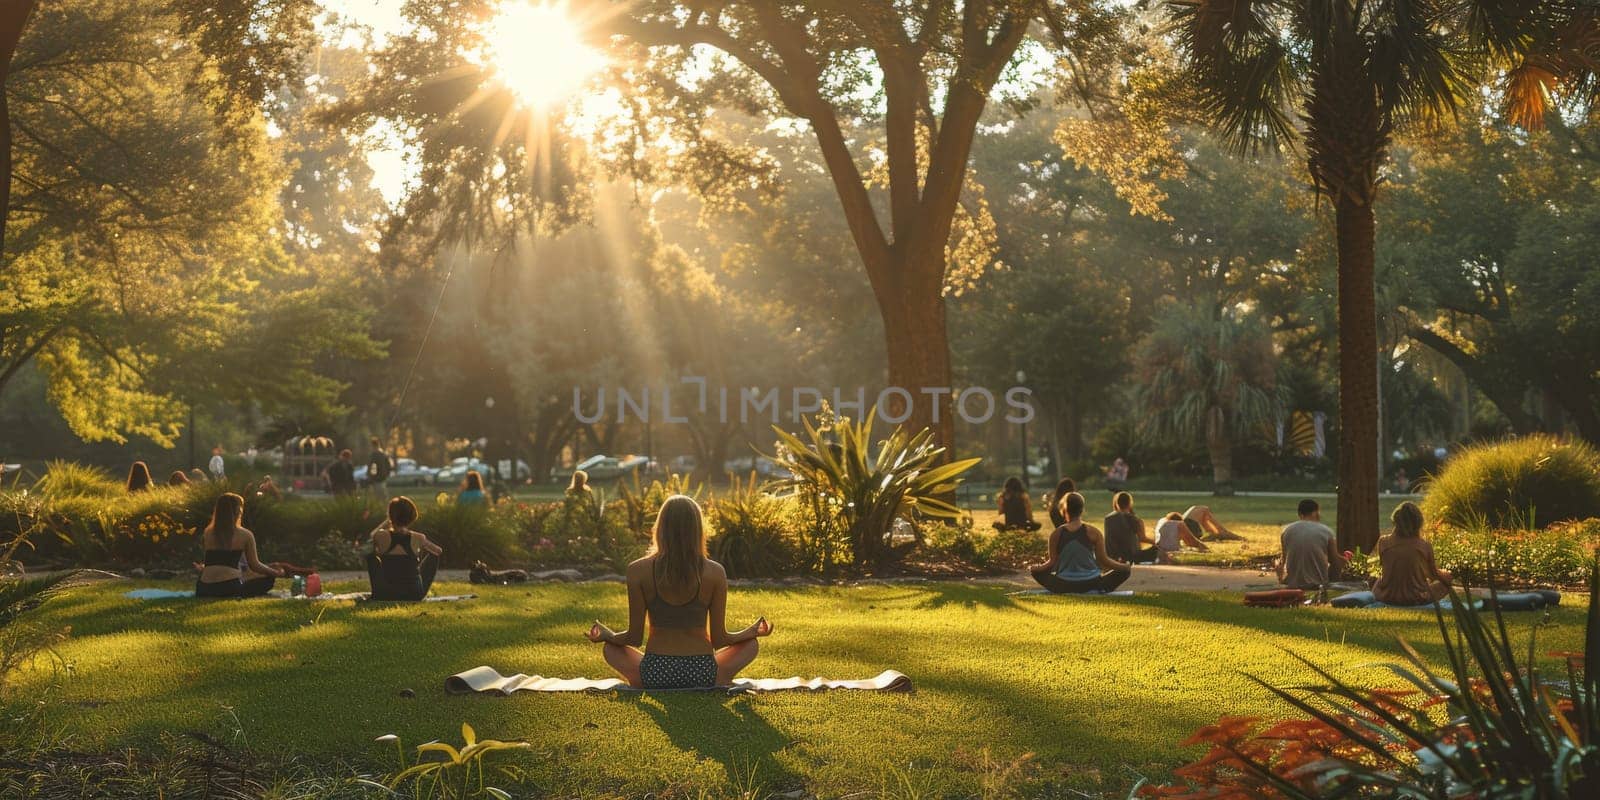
1029;491;1132;593
586;495;773;688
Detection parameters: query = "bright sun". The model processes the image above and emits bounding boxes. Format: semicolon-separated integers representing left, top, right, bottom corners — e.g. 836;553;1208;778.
478;2;605;110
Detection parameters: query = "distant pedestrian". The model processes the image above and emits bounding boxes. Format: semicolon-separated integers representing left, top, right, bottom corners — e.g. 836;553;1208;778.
366;437;393;501
208;445;226;481
323;449;358;497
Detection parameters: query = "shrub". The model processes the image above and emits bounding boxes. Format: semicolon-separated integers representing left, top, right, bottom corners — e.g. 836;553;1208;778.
706;476;798;578
417;500;524;569
1422;434;1600;529
616;473;702;537
1347;519;1600;588
766;407;980;571
33;461;121;498
1147;558;1600;799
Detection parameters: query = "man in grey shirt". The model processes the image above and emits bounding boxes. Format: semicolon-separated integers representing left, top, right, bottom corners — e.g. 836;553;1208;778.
1277;498;1345;589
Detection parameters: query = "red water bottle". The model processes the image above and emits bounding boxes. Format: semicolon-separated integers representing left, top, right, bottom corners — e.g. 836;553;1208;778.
305;572;322;597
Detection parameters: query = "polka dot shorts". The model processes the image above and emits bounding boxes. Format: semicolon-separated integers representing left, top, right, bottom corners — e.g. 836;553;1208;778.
639;653;718;689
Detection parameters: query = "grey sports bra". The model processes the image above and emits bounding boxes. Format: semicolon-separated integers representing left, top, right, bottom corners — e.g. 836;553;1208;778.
646;558;709;629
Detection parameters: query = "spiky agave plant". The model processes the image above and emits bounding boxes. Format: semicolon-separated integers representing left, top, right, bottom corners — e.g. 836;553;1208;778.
764;408;980;571
1150;558;1600;798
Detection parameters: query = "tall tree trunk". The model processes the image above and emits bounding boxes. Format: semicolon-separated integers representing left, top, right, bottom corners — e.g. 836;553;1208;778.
0;0;38;260
876;263;953;450
1335;195;1381;553
1205;406;1235;496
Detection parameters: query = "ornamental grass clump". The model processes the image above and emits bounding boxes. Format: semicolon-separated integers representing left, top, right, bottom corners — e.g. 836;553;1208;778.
1422;435;1600;530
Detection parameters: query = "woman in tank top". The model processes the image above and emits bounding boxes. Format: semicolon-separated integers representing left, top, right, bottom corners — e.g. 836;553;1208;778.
586;495;773;688
366;496;444;601
993;476;1042;531
1029;491;1132;593
196;492;284;598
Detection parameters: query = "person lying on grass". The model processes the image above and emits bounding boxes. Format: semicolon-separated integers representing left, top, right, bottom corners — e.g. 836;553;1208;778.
196;492;285;598
586;494;774;688
1179;505;1242;542
1154;512;1210;560
365;496;444;601
1029;492;1132;594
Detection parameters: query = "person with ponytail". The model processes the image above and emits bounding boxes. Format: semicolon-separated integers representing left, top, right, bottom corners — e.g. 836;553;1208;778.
195;492;284;598
1373;501;1455;606
586;495;773;688
366;496;444;601
1029;491;1132;593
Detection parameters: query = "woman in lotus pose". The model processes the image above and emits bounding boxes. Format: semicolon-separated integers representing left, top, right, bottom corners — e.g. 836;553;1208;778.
367;496;444;600
1030;492;1131;593
586;494;773;688
196;492;284;598
1373;502;1455;606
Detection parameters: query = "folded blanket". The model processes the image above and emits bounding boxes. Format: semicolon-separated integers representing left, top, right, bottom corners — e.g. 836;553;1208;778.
445;667;912;696
1244;588;1306;608
1332;590;1490;611
1007;589;1135;597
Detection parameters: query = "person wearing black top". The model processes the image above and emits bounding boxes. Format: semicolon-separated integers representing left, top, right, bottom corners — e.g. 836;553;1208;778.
366;437;393;500
1048;477;1077;528
323;449;359;497
1103;492;1159;565
992;476;1042;531
195;493;284;598
365;496;444;600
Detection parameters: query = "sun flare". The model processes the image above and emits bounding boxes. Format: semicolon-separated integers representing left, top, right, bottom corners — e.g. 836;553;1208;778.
478;2;605;110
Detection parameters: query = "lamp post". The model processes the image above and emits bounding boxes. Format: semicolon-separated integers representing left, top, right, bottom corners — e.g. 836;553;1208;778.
1016;370;1028;489
484;396;495;480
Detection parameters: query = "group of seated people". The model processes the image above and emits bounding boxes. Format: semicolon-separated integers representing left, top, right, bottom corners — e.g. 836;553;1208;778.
193;492;445;601
191;488;772;690
1275;498;1457;606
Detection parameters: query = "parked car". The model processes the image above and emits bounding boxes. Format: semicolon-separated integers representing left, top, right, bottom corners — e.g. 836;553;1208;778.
552;454;649;483
723;455;789;479
433;457;531;485
354;458;437;487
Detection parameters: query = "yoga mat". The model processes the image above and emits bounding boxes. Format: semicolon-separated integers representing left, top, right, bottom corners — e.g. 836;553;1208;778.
125;588;476;603
356;593;477;604
1006;589;1135;597
445;667;912;696
125;588;194;599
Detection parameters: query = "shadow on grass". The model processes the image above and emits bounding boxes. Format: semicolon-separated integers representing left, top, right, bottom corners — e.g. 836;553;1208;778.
631;693;805;793
913;582;1036;613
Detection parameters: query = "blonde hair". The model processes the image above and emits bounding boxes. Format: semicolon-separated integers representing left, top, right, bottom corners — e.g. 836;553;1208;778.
648;495;707;595
568;470;588;491
1392;501;1424;539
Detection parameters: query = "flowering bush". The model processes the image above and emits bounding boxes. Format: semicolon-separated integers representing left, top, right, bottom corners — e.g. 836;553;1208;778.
1346;518;1600;587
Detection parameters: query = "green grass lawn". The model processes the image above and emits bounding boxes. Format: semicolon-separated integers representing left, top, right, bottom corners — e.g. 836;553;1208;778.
15;577;1585;798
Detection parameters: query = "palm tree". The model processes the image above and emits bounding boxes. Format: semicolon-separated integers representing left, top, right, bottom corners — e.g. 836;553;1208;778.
1166;0;1592;549
1135;308;1285;496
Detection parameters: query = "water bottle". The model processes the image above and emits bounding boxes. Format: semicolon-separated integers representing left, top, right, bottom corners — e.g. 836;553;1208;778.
305;572;322;597
291;574;306;596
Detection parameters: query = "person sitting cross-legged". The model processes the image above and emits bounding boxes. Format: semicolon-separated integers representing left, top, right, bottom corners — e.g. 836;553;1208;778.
586;494;774;688
1373;502;1460;606
1103;492;1159;565
1029;492;1132;594
366;496;444;601
992;476;1042;532
1276;498;1345;590
196;492;285;598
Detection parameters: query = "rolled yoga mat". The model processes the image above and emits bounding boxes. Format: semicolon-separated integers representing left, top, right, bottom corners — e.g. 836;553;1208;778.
445;667;913;696
1006;589;1135;597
